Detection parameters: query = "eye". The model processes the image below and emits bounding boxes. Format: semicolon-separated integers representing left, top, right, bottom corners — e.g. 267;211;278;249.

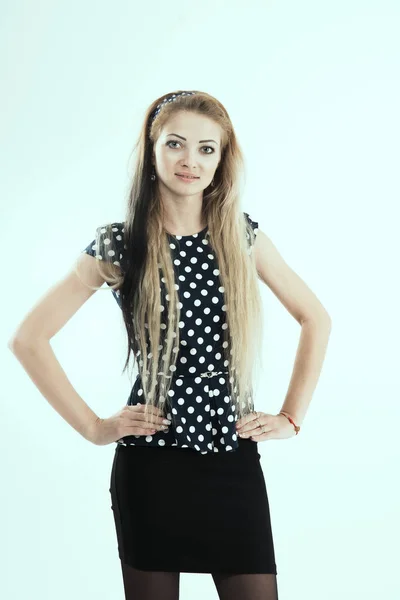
166;140;215;154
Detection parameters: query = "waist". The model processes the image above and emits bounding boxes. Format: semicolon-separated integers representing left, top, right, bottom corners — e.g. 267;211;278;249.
136;369;230;381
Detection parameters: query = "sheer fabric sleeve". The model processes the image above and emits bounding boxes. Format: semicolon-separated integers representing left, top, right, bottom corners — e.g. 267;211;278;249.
243;212;259;248
81;222;126;272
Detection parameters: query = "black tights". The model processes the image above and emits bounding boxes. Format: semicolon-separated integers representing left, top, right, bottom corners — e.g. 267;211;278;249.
121;561;279;600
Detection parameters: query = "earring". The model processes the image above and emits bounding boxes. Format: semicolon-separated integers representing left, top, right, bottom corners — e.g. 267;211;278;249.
210;178;215;187
151;165;156;181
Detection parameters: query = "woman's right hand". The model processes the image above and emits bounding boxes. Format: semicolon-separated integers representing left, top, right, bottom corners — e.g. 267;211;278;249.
87;404;171;446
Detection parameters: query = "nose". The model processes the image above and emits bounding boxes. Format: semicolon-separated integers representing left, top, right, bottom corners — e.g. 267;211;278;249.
180;147;198;168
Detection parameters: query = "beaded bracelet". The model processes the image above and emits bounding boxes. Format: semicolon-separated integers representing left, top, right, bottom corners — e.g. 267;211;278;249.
279;411;301;435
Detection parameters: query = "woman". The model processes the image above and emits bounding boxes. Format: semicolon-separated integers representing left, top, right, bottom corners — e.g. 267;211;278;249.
9;90;332;600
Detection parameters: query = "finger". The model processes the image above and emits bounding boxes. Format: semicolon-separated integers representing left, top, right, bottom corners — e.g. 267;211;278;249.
131;415;170;429
236;416;253;431
250;430;274;441
127;404;169;426
239;420;274;438
129;403;164;415
123;425;160;436
237;415;262;434
128;404;165;419
131;421;170;432
126;413;170;430
238;425;262;438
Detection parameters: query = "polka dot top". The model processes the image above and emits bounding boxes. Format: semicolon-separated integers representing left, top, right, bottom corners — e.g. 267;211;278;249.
82;212;259;454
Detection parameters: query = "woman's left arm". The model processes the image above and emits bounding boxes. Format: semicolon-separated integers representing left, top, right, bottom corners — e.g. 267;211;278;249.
278;317;332;425
254;229;332;425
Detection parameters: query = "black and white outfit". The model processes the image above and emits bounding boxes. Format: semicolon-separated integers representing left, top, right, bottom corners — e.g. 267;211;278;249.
82;213;278;575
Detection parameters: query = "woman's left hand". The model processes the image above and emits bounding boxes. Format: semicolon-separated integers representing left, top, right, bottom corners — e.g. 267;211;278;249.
235;411;296;442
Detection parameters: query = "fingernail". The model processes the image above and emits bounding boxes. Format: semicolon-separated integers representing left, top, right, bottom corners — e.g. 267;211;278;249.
163;419;171;425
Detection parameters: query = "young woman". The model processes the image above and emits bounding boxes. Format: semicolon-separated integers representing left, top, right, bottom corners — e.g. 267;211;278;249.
9;90;332;600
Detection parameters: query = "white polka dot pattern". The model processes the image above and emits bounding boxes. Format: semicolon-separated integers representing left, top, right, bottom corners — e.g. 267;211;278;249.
82;223;126;307
82;212;259;454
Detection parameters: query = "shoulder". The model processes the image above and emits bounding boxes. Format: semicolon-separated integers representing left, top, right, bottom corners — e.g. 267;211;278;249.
82;221;126;270
98;221;125;238
243;211;259;230
243;211;259;246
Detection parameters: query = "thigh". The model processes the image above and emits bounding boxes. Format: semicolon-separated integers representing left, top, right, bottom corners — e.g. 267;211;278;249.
211;572;278;600
120;560;180;600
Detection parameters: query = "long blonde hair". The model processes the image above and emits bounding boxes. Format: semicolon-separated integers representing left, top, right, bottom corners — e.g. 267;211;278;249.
76;90;264;427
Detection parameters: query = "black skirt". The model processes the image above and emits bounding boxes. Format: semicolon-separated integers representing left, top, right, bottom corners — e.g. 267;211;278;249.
109;437;278;574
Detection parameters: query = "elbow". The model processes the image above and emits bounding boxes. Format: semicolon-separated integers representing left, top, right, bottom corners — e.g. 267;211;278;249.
301;312;332;328
8;334;19;352
8;334;25;354
8;332;38;353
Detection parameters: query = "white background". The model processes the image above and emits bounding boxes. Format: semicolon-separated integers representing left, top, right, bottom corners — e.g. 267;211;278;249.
2;0;399;598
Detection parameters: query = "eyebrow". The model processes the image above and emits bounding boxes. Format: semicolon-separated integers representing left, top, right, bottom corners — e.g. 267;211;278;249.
166;133;219;145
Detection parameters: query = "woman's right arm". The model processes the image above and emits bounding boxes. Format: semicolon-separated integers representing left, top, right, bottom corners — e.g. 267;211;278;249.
7;253;106;443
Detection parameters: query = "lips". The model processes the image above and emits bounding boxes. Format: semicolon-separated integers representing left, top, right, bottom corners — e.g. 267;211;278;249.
175;173;199;179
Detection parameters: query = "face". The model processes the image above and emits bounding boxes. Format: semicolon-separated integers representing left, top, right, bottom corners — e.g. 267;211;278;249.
152;111;222;197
